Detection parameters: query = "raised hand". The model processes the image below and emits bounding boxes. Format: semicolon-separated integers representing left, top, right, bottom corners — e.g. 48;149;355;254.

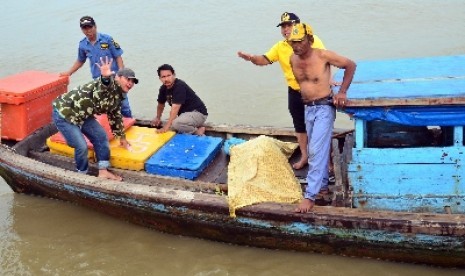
96;56;114;77
237;51;253;61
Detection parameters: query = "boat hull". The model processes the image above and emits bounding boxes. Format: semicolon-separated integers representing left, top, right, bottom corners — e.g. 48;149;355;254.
1;145;464;268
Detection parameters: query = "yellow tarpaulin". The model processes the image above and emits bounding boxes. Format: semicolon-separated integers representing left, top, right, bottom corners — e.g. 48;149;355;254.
227;135;303;217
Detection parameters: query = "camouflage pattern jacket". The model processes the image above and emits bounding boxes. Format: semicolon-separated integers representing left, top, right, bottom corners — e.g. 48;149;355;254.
53;77;126;138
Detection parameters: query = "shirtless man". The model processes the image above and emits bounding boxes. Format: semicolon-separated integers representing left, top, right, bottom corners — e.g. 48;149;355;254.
288;23;356;213
237;12;326;170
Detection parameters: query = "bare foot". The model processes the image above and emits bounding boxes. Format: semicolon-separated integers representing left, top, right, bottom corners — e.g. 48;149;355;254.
294;198;315;213
98;169;123;181
194;126;206;136
292;158;308;170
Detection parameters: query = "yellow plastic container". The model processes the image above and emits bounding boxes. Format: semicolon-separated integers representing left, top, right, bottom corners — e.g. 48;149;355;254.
109;126;175;171
47;116;134;160
47;126;174;171
46;138;95;159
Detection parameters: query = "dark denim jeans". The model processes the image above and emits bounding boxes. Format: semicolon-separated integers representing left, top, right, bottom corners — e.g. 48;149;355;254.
52;108;111;173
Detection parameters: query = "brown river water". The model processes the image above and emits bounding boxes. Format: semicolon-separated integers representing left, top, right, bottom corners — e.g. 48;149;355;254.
1;0;464;274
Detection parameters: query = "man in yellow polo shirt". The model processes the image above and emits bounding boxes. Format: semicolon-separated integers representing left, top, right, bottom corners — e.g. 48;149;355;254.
237;12;325;170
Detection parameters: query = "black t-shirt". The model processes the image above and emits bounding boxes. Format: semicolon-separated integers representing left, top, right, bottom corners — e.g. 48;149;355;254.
157;79;208;115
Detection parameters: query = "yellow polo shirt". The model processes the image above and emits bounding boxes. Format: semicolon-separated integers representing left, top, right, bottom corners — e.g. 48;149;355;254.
264;35;325;91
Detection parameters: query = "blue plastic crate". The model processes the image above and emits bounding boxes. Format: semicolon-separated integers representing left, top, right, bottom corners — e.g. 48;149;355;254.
145;134;223;180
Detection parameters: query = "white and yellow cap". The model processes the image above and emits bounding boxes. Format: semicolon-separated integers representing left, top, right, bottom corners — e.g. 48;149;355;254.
287;23;314;42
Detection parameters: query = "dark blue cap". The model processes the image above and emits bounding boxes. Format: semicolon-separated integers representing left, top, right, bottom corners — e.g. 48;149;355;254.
277;12;300;27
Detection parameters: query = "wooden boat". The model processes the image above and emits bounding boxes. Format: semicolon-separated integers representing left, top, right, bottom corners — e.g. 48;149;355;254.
1;55;465;268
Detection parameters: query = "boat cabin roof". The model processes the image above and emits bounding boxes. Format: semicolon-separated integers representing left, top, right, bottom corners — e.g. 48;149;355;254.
334;55;465;107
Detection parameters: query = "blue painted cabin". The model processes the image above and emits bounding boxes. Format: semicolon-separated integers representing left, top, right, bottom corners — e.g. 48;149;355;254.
335;55;465;214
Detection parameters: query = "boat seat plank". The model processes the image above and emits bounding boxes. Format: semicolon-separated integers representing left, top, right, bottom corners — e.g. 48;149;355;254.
28;150;228;193
196;149;229;184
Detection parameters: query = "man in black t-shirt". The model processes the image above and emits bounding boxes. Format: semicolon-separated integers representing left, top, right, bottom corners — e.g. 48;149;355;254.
152;64;208;135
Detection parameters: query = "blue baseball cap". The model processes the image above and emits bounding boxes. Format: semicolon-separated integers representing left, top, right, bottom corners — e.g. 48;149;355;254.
277;12;300;27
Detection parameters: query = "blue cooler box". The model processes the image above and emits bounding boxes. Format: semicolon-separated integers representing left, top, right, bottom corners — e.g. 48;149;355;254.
145;134;223;180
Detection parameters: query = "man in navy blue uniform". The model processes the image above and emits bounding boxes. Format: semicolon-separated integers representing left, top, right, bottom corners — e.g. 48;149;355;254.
60;16;132;117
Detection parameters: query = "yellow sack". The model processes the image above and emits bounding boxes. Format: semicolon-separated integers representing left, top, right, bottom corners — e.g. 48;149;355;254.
227;135;303;217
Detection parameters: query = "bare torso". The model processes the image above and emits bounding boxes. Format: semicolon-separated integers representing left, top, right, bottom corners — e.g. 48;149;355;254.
290;49;332;102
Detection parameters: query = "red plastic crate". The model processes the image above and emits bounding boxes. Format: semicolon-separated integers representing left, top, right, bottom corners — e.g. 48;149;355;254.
0;71;69;141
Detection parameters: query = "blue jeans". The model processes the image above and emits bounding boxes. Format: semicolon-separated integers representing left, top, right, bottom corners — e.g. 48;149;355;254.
52;109;111;173
121;96;132;118
304;105;336;201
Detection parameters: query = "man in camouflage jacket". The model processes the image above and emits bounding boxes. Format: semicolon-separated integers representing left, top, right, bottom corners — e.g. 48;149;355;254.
52;57;138;180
